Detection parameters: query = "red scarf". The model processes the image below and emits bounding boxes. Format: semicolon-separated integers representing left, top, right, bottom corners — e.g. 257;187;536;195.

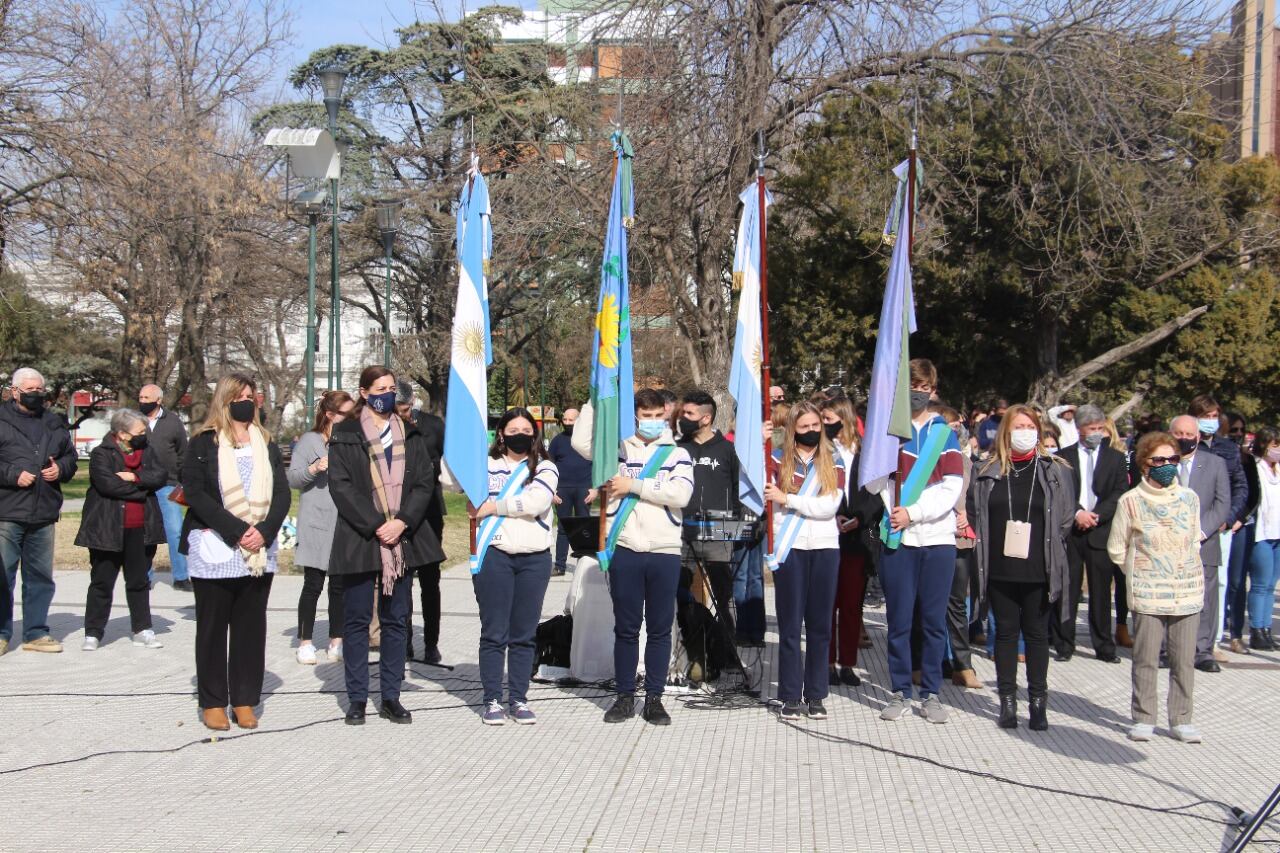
1011;449;1036;463
122;447;145;529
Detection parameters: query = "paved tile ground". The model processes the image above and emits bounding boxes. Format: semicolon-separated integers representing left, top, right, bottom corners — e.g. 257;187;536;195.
1;564;1278;852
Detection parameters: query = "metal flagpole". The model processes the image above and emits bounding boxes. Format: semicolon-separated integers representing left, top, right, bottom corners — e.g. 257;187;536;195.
756;130;774;556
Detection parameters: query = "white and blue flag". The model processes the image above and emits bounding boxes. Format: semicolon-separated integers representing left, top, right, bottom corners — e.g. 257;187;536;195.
729;183;770;515
444;168;492;509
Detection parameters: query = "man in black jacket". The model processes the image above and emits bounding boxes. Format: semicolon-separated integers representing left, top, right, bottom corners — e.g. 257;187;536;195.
0;368;77;655
1054;404;1130;663
138;384;190;589
676;390;741;680
396;381;446;664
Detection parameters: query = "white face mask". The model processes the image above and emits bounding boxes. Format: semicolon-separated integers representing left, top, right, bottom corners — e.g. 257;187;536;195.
1010;429;1039;454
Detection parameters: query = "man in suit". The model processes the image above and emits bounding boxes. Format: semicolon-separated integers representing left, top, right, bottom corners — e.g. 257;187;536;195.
397;381;447;664
1170;415;1232;673
1053;405;1131;663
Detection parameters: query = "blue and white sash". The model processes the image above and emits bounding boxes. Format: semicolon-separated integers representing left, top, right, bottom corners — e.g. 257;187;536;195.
470;463;531;575
766;461;820;572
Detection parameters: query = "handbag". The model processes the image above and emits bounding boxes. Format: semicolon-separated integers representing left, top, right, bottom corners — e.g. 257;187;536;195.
167;485;188;507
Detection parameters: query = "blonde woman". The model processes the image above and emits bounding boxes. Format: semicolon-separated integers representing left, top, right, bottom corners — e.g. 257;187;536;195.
765;401;844;721
181;374;290;732
1107;432;1204;744
967;405;1074;730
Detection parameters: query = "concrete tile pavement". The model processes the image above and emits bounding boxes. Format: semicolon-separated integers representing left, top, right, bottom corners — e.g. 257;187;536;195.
0;566;1277;852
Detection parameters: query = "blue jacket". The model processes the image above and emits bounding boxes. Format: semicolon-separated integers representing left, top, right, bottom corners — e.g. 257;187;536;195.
1202;435;1247;526
0;401;77;524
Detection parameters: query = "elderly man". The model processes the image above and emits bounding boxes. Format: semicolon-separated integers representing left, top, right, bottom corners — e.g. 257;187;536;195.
1170;415;1232;673
137;384;190;590
1053;404;1131;663
0;368;77;655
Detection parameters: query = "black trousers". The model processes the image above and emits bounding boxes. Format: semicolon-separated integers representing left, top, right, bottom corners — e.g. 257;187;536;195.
343;571;411;704
989;579;1051;699
84;528;155;639
193;574;274;709
948;550;975;670
554;486;591;570
1079;537;1123;658
406;562;442;649
1050;536;1087;656
297;566;345;641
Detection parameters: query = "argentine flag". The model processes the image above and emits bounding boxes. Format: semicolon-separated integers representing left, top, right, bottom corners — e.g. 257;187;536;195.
444;169;492;510
729;183;770;515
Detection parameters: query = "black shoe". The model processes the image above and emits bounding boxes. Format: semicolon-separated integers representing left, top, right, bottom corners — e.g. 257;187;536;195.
1264;628;1277;651
807;700;827;720
552;566;566;577
941;659;954;680
1097;653;1122;664
1054;650;1073;663
604;694;635;723
379;698;412;723
1029;696;1048;731
998;694;1018;729
778;701;803;721
405;641;416;662
345;701;367;726
839;666;862;687
423;645;442;665
1159;653;1169;669
642;696;671;726
1194;659;1220;673
829;667;840;686
172;579;193;592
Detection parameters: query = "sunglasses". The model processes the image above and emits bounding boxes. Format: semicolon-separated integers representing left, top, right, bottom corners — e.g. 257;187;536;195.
1148;455;1181;466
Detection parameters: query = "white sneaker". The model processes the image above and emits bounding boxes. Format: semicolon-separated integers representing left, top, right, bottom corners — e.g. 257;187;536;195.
296;643;317;665
1128;723;1155;741
327;643;343;662
1171;724;1203;743
132;630;163;649
81;636;99;651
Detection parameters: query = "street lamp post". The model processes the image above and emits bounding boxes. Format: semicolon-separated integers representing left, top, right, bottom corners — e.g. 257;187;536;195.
375;197;403;368
319;63;347;389
293;190;328;424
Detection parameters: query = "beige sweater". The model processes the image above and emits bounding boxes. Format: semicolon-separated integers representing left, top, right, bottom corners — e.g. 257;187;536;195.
1106;479;1203;616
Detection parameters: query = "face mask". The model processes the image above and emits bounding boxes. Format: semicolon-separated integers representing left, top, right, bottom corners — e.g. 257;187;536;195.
909;390;931;413
138;401;159;416
18;392;44;412
128;434;148;451
1266;447;1280;464
678;417;702;438
366;391;397;415
561;424;574;438
794;429;821;448
823;422;842;440
1149;463;1178;487
1197;418;1220;437
503;433;534;455
1229;434;1244;447
1176;437;1199;456
228;400;257;424
1081;432;1105;450
1010;428;1039;454
636;419;666;440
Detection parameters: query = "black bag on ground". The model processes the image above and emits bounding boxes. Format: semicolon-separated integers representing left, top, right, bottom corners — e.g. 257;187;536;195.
533;613;573;677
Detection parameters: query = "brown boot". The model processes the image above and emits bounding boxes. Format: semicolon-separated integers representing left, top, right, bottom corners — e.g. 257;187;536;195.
202;708;231;732
951;669;982;689
859;628;872;649
232;706;258;729
1115;625;1134;648
1229;637;1250;655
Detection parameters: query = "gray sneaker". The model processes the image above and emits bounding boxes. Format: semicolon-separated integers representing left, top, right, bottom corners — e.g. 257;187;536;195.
921;694;949;724
880;692;911;721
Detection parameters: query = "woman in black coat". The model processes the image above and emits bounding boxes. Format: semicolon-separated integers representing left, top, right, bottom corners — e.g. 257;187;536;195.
77;409;168;650
328;365;443;725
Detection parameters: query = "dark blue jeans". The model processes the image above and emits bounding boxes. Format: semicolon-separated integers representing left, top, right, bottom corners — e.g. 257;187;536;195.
473;548;552;704
0;521;56;642
554;486;591;570
609;547;680;695
1226;522;1254;637
733;541;766;644
342;571;411;705
880;543;955;698
773;548;839;703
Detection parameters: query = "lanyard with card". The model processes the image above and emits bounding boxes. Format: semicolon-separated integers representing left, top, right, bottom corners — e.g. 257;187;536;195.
1004;461;1037;560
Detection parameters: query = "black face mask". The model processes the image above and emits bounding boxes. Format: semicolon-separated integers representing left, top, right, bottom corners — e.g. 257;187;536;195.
561;424;574;438
138;401;159;416
824;422;842;440
228;400;257;424
128;434;148;451
909;390;932;413
503;433;534;455
1176;437;1199;456
678;417;702;438
795;429;822;448
18;392;44;412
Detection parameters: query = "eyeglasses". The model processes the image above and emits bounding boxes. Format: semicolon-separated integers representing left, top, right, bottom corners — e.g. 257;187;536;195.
1148;455;1181;466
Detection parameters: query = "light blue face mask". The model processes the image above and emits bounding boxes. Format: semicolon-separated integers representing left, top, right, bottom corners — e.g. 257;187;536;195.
636;419;666;440
1197;418;1220;437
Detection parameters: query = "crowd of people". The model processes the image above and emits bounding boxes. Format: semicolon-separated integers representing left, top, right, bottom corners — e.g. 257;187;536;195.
0;360;1276;745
